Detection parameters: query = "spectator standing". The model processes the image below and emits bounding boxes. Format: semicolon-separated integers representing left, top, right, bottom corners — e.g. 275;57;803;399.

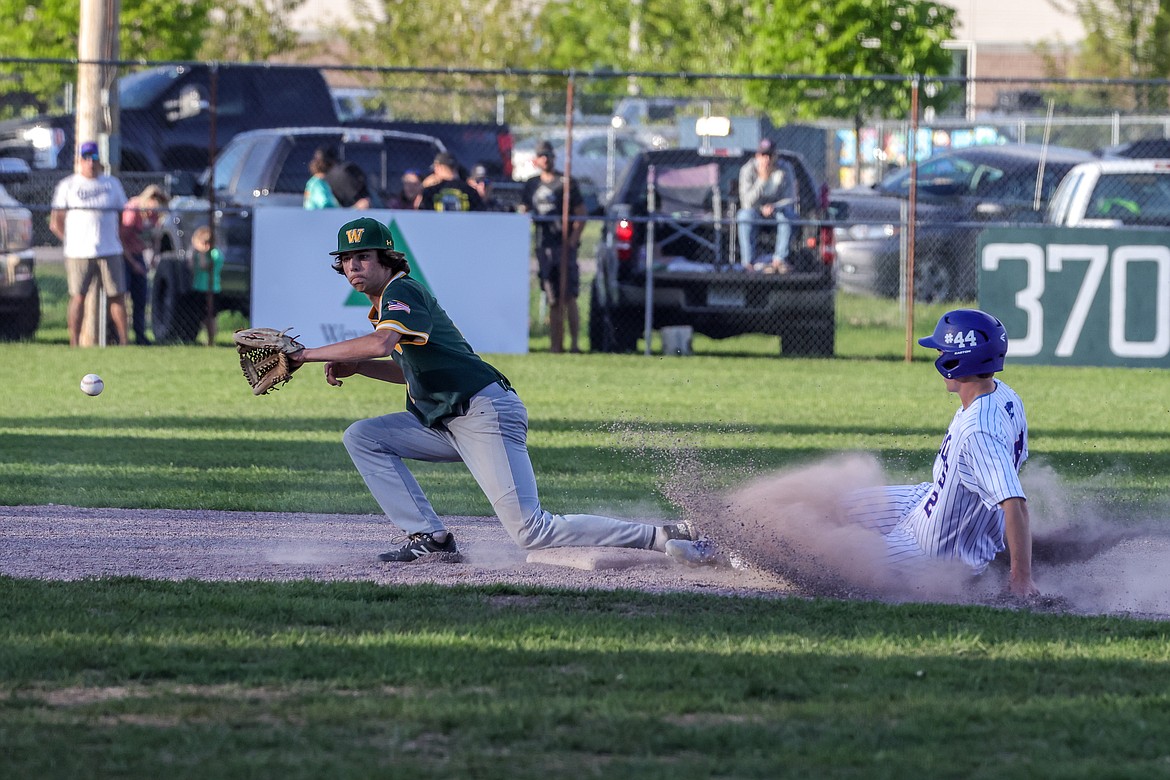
189;225;224;346
388;169;423;209
318;145;380;209
119;184;169;345
418;152;484;212
519;140;585;354
50;141;129;347
469;164;508;212
304;148;340;210
737;139;796;268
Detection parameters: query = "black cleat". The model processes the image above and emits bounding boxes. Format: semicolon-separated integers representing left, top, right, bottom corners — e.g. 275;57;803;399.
377;532;462;563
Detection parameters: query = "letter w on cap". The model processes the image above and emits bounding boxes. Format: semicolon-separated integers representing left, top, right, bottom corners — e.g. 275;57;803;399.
346;228;365;244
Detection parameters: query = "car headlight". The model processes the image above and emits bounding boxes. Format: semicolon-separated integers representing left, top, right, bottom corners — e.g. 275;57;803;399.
834;223;899;241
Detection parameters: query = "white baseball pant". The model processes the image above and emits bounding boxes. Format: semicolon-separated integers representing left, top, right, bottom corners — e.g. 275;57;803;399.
343;381;657;550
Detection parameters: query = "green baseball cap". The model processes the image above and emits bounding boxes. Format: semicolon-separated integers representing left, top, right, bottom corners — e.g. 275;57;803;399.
330;217;396;256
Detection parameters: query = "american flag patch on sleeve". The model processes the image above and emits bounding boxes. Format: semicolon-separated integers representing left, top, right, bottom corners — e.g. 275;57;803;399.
386;300;412;314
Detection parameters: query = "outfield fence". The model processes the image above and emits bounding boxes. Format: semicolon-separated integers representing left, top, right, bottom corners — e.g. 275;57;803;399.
4;58;1169;354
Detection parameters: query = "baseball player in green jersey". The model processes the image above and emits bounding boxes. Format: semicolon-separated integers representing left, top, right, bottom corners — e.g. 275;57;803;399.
290;217;696;562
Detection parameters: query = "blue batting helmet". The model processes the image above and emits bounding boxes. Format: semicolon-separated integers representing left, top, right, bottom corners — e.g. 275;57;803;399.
918;309;1008;379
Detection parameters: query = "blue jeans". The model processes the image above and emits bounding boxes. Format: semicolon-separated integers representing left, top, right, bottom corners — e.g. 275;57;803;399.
737;206;793;265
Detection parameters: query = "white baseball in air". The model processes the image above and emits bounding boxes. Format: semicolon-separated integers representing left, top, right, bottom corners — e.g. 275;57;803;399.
80;373;104;396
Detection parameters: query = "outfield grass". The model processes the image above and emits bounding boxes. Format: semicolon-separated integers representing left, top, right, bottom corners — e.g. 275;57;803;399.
2;579;1169;779
4;262;1170;777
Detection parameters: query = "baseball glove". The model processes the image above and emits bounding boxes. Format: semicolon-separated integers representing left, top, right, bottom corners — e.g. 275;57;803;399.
234;327;305;396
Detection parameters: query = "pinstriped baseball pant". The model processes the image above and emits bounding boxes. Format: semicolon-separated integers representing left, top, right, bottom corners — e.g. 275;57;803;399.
846;483;934;573
343;381;657;550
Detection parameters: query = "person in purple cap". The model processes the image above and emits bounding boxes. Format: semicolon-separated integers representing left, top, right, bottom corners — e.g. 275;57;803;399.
736;138;797;269
50;141;129;347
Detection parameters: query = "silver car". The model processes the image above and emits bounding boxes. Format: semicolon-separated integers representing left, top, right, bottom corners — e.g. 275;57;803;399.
0;158;37;340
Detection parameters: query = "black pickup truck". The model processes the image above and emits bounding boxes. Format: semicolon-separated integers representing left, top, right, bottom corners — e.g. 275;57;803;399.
590;148;837;356
150;126;445;342
0;63;513;178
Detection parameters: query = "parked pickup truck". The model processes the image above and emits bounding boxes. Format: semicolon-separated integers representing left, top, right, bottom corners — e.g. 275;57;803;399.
0;63;513;178
151;126;444;343
590;147;837;356
1046;158;1170;228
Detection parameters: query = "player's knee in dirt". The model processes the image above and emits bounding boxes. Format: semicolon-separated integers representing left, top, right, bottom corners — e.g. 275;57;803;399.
506;508;556;550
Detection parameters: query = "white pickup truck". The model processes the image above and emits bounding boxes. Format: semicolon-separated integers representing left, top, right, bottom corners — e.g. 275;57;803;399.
1046;158;1170;227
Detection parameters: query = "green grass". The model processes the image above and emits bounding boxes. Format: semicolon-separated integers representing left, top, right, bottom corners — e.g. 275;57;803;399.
2;579;1169;779
5;260;1170;777
3;338;1169;513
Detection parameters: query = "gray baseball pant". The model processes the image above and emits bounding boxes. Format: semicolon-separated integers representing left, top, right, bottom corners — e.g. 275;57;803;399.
343;381;657;550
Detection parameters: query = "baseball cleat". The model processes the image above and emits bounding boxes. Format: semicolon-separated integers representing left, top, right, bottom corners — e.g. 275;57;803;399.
378;532;462;563
664;538;722;567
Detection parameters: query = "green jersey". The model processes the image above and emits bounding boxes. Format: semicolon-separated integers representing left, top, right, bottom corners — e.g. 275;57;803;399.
369;272;510;427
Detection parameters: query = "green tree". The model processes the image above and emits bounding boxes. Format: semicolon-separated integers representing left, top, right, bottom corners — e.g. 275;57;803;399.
198;0;307;62
536;0;752;112
1045;0;1170;110
338;0;543;122
0;0;214;116
738;0;958;181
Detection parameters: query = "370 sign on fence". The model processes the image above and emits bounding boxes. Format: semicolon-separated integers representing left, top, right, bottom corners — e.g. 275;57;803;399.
979;227;1170;367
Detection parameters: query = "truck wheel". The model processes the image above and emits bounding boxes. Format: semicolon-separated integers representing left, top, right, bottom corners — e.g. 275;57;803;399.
150;253;201;344
588;285;639;353
915;259;955;303
780;320;835;357
0;286;40;341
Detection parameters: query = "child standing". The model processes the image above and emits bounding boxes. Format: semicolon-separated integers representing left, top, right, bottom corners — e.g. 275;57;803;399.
190;225;224;346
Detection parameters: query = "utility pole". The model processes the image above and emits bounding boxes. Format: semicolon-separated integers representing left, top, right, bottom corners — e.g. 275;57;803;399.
76;0;121;346
628;0;641;96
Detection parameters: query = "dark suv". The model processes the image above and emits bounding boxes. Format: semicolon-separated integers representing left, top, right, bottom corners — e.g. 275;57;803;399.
155;126;444;342
590;148;837;355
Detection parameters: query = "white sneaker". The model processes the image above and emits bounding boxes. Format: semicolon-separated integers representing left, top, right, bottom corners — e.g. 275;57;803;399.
665;538;722;567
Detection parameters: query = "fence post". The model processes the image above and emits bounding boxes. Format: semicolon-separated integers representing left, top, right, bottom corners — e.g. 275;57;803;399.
206;64;219;345
904;75;919;363
643;165;656;356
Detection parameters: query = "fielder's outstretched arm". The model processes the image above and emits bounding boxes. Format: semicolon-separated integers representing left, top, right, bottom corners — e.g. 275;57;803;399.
1002;496;1040;598
292;330;406;386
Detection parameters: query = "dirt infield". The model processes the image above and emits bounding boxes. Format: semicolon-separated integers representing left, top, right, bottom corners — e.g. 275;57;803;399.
3;503;1167;619
0;505;791;597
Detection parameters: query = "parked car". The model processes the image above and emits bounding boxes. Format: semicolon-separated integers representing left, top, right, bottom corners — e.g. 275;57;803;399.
374;119;513;182
0;63;338;172
330;87;392;123
590;148;837;356
1096;137;1170;160
0;158;37;340
0;63;514;184
831;143;1096;301
512;131;647;208
1047;158;1170;227
155;126;444;342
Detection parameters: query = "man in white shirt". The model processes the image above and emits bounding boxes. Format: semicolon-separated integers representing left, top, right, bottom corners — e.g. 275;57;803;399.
50;141;129;347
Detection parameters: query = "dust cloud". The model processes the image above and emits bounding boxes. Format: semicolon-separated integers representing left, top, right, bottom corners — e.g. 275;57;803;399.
645;440;1170;618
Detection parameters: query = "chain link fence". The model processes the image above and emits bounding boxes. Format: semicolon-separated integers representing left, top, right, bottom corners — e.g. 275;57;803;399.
3;57;1169;352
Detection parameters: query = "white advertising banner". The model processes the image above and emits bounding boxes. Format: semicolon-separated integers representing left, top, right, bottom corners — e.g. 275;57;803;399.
252;209;531;353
